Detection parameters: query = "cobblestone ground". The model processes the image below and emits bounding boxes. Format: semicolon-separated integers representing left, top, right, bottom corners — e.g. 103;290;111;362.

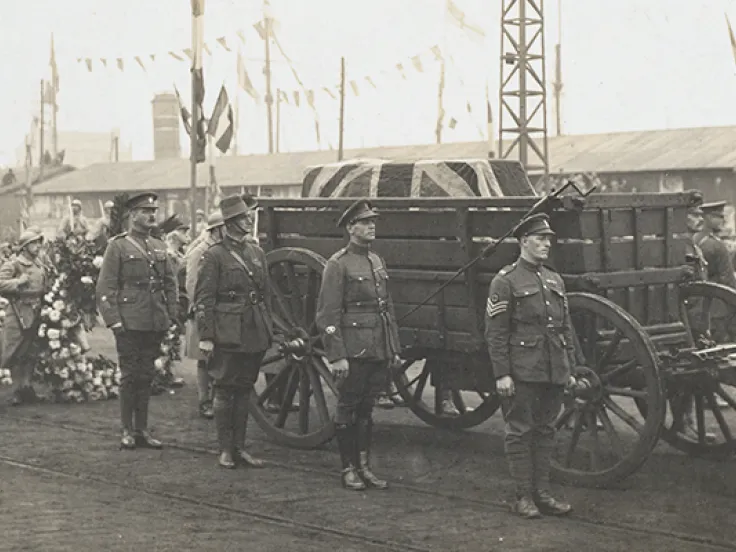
1;329;735;551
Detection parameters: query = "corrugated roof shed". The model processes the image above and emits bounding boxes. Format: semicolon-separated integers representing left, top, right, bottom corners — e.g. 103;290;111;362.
30;126;736;195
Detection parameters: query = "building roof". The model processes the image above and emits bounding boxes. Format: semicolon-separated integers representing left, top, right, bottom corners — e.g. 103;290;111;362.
29;125;736;196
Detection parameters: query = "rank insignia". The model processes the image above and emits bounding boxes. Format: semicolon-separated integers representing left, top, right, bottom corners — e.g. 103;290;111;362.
325;325;336;335
491;294;499;303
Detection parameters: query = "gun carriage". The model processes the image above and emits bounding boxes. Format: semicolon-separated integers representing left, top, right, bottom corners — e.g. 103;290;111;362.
247;181;736;488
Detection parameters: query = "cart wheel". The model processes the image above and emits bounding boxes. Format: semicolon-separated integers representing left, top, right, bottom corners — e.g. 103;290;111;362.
551;292;665;488
392;357;501;430
249;248;337;449
654;281;736;458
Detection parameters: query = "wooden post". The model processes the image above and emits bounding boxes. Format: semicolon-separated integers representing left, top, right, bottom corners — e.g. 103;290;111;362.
264;4;274;154
338;57;345;161
39;80;45;181
190;0;204;241
275;88;281;153
435;59;445;145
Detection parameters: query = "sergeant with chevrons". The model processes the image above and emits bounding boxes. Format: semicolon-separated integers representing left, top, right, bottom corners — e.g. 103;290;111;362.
96;192;178;450
485;213;575;519
316;199;400;491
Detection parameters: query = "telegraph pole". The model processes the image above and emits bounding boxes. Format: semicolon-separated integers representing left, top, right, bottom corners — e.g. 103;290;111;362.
435;59;445;144
338;57;346;161
275;88;281;152
552;0;563;136
263;2;275;154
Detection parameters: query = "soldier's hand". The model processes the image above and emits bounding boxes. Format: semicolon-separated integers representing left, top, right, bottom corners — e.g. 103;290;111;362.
16;273;29;288
496;375;515;397
330;358;349;383
199;340;214;357
110;322;124;335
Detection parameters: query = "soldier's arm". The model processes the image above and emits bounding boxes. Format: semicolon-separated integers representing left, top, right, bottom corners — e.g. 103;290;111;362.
163;250;179;323
383;263;401;356
185;241;205;305
316;258;346;362
558;277;583;366
0;259;24;295
484;275;512;379
95;242;122;327
258;247;273;313
194;249;218;341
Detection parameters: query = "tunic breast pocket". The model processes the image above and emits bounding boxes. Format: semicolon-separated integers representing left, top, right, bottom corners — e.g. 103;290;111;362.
345;273;374;302
547;285;566;323
341;312;378;358
121;256;147;280
511;287;543;323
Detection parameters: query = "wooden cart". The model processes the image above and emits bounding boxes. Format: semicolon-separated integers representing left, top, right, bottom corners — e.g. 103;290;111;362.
248;190;736;488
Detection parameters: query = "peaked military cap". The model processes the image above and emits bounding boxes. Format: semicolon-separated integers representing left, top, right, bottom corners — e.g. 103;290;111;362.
337;199;379;228
205;210;225;230
126;192;159;210
219;194;250;221
514;213;556;239
701;201;727;214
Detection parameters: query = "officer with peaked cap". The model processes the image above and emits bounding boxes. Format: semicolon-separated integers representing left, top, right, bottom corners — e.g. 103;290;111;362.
96;192;178;450
194;195;274;469
0;228;48;405
316;199;401;491
485;213;576;519
185;210;225;420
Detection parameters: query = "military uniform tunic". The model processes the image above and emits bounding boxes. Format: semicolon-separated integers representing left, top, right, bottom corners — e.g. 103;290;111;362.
694;230;736;289
316;242;401;424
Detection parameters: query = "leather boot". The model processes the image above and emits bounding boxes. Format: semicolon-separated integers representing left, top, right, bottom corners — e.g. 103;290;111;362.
506;448;537;518
335;424;365;490
134;385;162;449
512;496;541;519
534;490;572;516
119;383;135;440
532;440;570;515
356;418;388;489
214;389;236;467
120;429;136;450
232;391;265;468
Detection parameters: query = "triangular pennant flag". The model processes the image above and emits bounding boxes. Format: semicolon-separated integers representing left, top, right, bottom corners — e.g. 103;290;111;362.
365;76;377;89
446;0;486;38
396;63;407;79
117;58;124;71
253;21;266;40
307;90;316;108
170;51;185;61
183;48;194;61
203;43;212;56
278;90;289;104
236;30;246;44
100;58;108;68
430;45;443;61
448;117;457;129
350;80;359;96
411;55;424;72
208;85;234;153
150;54;156;62
237;51;260;102
314;119;321;145
322;86;336;99
727;14;736;66
76;58;82;63
216;36;231;51
466;101;472;113
293;90;300;106
85;58;93;72
135;56;146;71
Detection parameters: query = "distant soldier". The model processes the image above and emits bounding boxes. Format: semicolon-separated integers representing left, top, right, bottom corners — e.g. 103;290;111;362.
185;210;225;419
194;209;207;237
316;199;400;491
485;213;575;519
0;229;49;405
96;192;178;450
87;200;115;250
194;195;274;469
57;198;90;240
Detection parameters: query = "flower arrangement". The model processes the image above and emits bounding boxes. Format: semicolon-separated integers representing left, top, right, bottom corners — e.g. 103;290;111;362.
151;323;183;395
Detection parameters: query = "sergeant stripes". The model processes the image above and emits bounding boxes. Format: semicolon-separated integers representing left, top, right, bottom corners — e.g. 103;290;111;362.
486;297;508;318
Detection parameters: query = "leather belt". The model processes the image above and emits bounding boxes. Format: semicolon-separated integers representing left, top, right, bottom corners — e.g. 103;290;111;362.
124;281;164;291
217;290;263;304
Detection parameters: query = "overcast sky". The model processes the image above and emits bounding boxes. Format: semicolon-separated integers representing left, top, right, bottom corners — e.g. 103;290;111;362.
4;0;736;165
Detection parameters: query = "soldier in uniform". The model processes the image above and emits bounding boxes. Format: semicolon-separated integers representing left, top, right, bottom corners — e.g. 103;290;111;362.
485;213;575;519
194;195;274;469
694;201;736;290
96;192;178;450
316;199;400;491
0;229;49;405
57;198;90;240
185;210;225;419
87;200;115;250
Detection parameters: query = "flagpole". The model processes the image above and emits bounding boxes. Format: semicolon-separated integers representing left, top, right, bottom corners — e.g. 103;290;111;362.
50;33;59;160
263;1;275;154
338;57;345;161
435;59;445;144
275;88;281;153
207;136;216;211
39;80;45;182
189;0;203;241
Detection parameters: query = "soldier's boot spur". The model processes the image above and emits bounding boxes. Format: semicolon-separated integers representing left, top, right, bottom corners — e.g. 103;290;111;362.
511;496;541;519
356;419;388;489
335;424;366;491
120;429;136;450
533;491;572;516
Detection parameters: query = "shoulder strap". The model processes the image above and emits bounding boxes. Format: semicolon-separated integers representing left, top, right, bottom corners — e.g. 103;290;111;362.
124;235;152;261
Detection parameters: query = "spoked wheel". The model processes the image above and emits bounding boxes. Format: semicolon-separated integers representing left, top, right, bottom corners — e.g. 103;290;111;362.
552;292;665;488
249;248;338;449
654;281;736;458
393;357;501;430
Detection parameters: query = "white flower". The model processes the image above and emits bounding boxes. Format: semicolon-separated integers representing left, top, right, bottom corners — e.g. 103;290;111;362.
62;380;74;390
74;374;85;385
0;310;5;320
92;256;104;269
61;319;71;329
160;344;170;354
59;368;69;379
48;310;61;322
114;372;121;384
59;348;70;360
69;343;81;357
92;376;102;386
154;358;165;370
103;378;112;387
58;272;67;282
84;371;93;381
44;293;54;303
48;340;61;350
47;328;60;340
40;306;51;317
59;290;67;298
110;385;120;397
38;324;47;338
80;276;94;285
52;300;65;311
75;361;87;372
52;281;60;292
88;391;101;401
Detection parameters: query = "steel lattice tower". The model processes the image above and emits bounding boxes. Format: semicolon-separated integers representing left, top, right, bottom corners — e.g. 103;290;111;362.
498;0;549;176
